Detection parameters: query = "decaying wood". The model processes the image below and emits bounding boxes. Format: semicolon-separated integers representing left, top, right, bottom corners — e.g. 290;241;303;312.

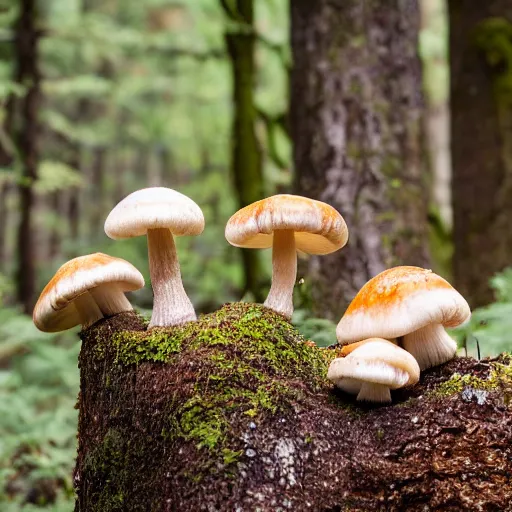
74;304;512;512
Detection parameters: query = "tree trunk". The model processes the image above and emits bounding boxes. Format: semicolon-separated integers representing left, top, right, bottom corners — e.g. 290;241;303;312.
74;304;512;511
66;143;81;241
223;0;265;303
449;1;512;308
47;191;62;260
14;0;41;314
0;11;15;275
0;183;11;272
89;146;106;241
291;0;430;319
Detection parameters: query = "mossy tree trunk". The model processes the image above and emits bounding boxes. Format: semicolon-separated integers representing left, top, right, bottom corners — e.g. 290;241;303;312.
222;0;265;303
74;304;512;511
14;0;41;314
291;0;430;319
449;1;512;308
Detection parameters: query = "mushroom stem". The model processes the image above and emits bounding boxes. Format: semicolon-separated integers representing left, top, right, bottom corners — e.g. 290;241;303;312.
74;292;104;329
147;227;196;327
357;382;391;403
403;323;457;370
89;285;133;317
264;229;296;319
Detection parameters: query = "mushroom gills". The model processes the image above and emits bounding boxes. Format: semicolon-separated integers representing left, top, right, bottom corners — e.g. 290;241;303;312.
89;285;133;317
74;291;104;329
402;323;457;370
357;382;392;403
335;377;362;396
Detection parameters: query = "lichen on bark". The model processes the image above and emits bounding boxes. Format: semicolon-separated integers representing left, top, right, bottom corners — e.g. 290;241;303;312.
75;305;512;511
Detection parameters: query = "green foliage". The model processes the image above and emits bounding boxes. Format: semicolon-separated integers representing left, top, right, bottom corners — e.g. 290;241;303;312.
0;308;78;509
292;309;337;348
419;0;449;106
474;17;512;103
34;161;83;194
453;268;512;357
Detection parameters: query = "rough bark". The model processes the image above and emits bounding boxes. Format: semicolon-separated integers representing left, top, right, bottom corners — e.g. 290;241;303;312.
223;0;265;303
449;1;512;308
14;0;41;314
74;303;512;512
291;0;430;319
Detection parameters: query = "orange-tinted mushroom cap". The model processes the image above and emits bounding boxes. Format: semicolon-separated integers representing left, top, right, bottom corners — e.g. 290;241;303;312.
33;253;144;332
225;194;348;255
337;266;470;344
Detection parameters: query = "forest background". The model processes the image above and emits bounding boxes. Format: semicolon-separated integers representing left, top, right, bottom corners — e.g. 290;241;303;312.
1;0;512;509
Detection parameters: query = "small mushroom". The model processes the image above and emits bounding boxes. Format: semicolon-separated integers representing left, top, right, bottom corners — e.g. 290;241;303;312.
104;187;204;328
340;338;398;356
327;338;420;403
225;194;348;319
33;253;144;332
336;266;471;370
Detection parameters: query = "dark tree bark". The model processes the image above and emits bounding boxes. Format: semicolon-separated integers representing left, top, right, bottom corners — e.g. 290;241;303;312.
0;99;15;273
291;0;430;319
223;0;265;303
0;182;11;272
66;143;81;242
89;146;106;240
0;16;15;274
47;191;62;260
449;1;512;308
74;304;512;511
14;0;41;314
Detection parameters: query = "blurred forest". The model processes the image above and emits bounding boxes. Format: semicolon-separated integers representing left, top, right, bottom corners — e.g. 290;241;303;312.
0;0;512;509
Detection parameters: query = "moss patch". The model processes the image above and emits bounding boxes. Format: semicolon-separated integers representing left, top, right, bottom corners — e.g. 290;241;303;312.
86;303;332;464
431;354;512;402
76;307;512;511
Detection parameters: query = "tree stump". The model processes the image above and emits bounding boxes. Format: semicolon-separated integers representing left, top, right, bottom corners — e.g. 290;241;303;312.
74;303;512;511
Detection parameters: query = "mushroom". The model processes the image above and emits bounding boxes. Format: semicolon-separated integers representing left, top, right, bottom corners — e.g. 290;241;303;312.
33;253;144;332
104;187;204;328
339;338;398;356
327;338;420;403
336;266;471;370
225;194;348;319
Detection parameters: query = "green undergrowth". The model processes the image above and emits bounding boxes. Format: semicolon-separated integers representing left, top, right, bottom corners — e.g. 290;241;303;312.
94;303;333;456
431;355;512;401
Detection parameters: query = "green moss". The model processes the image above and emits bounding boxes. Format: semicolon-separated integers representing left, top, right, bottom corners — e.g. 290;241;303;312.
431;356;512;400
93;303;333;459
82;429;129;512
474;18;512;105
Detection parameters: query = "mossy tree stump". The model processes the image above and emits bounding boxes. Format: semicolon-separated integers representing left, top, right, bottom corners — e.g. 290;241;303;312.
75;303;512;511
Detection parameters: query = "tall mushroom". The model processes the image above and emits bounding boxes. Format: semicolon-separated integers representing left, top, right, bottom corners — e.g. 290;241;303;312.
336;266;471;370
225;194;348;319
327;338;420;403
33;253;144;332
104;187;204;328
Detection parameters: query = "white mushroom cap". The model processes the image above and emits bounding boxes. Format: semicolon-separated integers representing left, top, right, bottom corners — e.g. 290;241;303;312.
327;338;420;403
336;266;471;370
104;187;204;239
225;194;348;255
33;253;144;332
104;187;204;328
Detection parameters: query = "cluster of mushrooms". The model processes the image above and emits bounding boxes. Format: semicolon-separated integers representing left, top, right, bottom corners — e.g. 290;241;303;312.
33;187;471;404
